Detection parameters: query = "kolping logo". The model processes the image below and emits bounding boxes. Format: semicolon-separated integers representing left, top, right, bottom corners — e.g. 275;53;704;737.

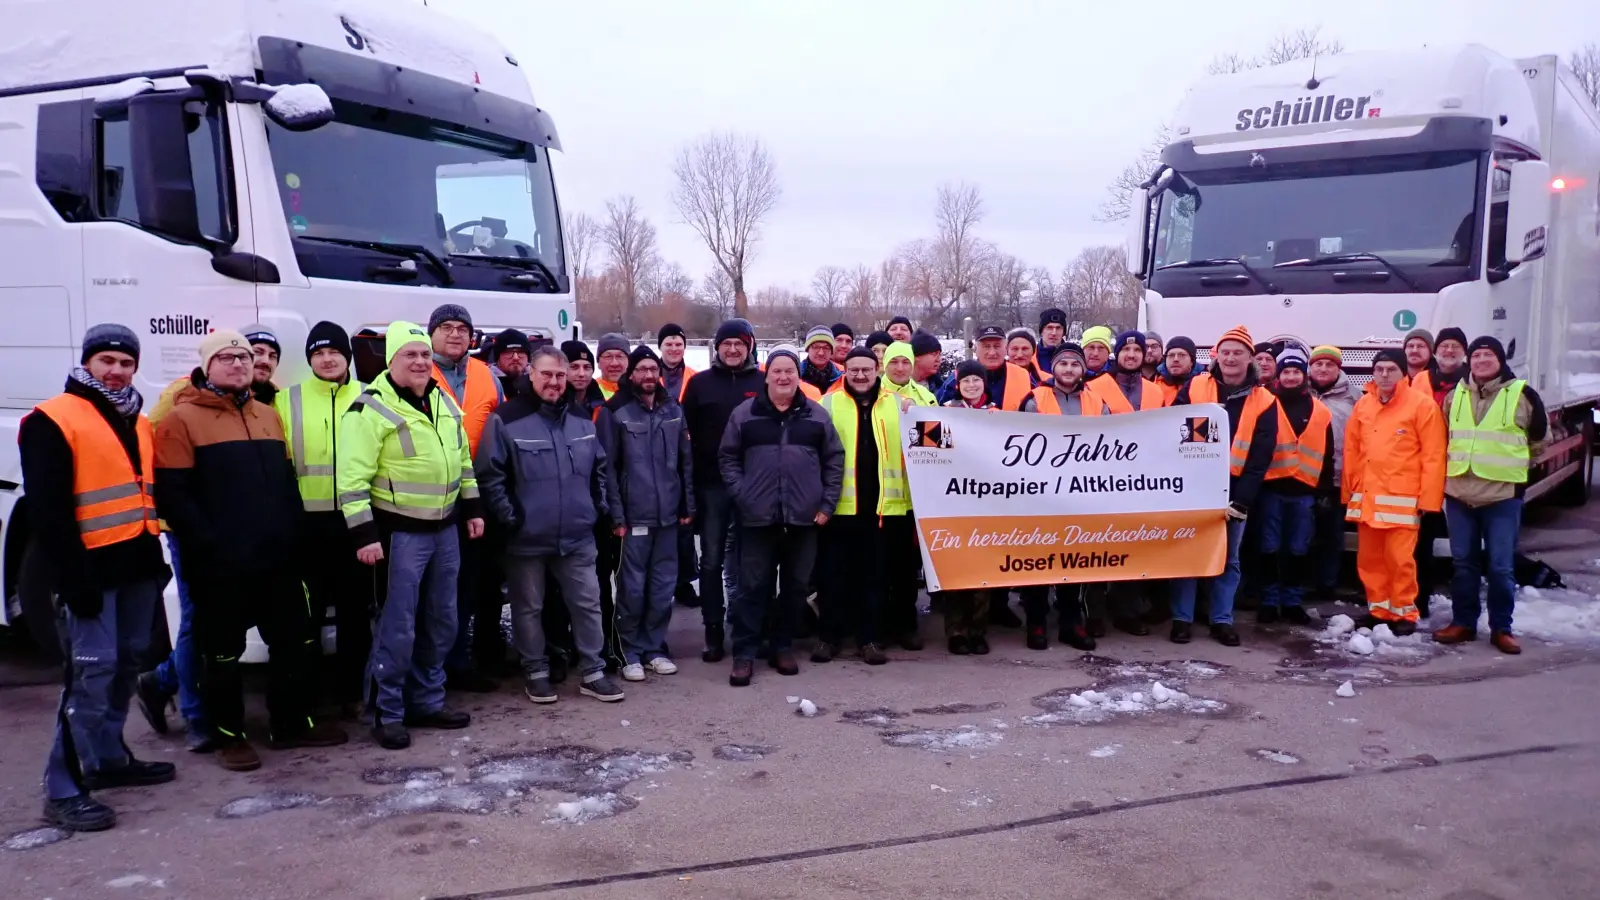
1180;417;1220;445
910;421;954;450
1235;94;1378;131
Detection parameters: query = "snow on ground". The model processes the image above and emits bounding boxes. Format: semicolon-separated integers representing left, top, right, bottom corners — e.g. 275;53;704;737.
1025;681;1227;726
1088;744;1122;758
2;827;71;852
545;793;637;825
1421;586;1600;645
1316;613;1441;663
881;725;1003;753
1250;748;1302;765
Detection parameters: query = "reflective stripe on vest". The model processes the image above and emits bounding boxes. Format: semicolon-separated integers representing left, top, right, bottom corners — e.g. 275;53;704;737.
349;383;470;523
1265;396;1332;487
1344;490;1421;527
1445;380;1529;484
825;391;909;517
1087;373;1164;415
1187;375;1277;477
33;394;160;548
1028;385;1101;416
432;356;498;456
280;379;363;512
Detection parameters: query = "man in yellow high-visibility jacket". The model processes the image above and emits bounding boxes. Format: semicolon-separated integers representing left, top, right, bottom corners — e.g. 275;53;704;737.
339;321;483;751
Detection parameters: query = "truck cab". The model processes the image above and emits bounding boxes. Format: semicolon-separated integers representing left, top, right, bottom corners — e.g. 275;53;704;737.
0;0;573;642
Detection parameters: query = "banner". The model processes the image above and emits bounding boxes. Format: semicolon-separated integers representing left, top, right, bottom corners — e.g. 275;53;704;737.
902;403;1233;592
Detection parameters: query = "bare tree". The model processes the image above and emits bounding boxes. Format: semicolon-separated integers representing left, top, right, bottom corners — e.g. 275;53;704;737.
845;264;878;326
562;211;599;295
1095;123;1171;223
811;265;851;313
875;256;905;329
670;132;782;319
598;195;659;330
640;260;694;308
1572;42;1600;109
1061;246;1142;330
698;268;736;318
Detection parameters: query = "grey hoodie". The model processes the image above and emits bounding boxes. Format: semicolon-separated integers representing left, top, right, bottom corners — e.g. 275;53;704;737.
718;389;845;527
1313;371;1357;485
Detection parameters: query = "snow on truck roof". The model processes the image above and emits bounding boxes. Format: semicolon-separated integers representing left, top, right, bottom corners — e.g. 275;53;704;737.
0;0;533;108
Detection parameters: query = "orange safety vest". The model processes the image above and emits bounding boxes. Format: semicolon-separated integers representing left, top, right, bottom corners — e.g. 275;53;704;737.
799;382;823;402
1156;377;1182;407
991;362;1031;411
1028;385;1102;416
1086;372;1166;415
1186;374;1278;477
675;366;698;402
1264;396;1332;487
32;394;160;549
432;356;499;455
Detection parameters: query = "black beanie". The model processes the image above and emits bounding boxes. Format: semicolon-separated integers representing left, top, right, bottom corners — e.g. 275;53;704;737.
494;328;529;357
844;346;878;365
1372;348;1408;371
713;319;755;350
1467;335;1507;365
305;320;353;362
1166;335;1197;363
627;344;662;376
866;330;893;350
831;322;855;339
956;359;987;382
560;340;594;366
1435;327;1468;352
910;331;942;356
887;315;913;331
1038;307;1067;330
81;323;141;365
657;323;686;346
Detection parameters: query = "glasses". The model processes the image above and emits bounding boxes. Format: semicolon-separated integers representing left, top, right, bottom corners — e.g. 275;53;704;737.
214;352;252;366
436;324;472;337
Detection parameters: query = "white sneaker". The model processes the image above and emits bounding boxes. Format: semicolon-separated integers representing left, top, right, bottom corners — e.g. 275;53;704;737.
620;663;646;682
645;657;678;675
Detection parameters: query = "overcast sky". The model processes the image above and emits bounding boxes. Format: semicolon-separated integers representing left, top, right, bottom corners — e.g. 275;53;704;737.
432;0;1591;291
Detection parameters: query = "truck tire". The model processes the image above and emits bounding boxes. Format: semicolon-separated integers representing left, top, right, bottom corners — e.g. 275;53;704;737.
1554;419;1594;507
14;538;64;665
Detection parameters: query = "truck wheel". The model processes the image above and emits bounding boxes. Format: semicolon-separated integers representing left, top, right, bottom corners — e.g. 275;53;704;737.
14;539;64;665
1554;419;1595;507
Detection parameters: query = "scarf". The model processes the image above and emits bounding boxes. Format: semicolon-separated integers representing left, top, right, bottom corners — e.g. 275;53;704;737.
203;379;251;408
70;367;143;418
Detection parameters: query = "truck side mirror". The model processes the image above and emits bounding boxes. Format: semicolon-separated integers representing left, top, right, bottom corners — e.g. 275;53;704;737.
127;92;204;244
1124;187;1150;276
1503;160;1551;265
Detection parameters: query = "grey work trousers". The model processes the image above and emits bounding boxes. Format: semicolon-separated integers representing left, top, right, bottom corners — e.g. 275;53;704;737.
506;542;607;683
617;525;679;664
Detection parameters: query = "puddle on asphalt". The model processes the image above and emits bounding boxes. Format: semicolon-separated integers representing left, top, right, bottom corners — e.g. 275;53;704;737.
712;744;776;762
839;708;909;728
2;827;72;852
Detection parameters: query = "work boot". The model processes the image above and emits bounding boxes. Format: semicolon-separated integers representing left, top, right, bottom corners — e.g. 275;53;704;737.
215;740;261;772
860;643;888;666
404;708;471;730
947;636;971;656
1256;606;1280;625
899;631;924;652
990;601;1023;629
770;649;800;676
701;625;727;663
1210;623;1241;647
1060;624;1097;652
968;635;991;656
729;659;754;687
1388;619;1418;638
1113;617;1150;637
133;671;171;735
1169;621;1193;644
1433;624;1477;644
83;758;177;791
268;722;349;750
1281;605;1312;626
446;669;498;694
675;584;702;608
371;722;411;750
1026;626;1048;651
524;675;557;704
43;794;116;832
1490;631;1522;655
580;675;626;702
810;640;837;663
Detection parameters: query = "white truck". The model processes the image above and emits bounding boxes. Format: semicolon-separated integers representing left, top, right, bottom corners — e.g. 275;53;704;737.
1127;44;1600;510
0;0;574;651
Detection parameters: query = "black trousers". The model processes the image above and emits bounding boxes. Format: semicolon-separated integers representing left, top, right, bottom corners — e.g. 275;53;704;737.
881;515;922;639
820;515;887;646
1021;584;1086;628
594;525;625;667
190;568;317;740
732;525;818;659
300;514;372;704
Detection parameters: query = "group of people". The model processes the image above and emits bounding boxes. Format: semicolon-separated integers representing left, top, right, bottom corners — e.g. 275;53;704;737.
23;303;1544;834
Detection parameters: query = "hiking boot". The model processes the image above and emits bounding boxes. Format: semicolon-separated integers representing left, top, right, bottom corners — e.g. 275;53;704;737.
1210;623;1241;647
43;794;115;832
770;650;800;676
729;659;754;687
1388;619;1418;637
860;643;889;666
701;625;727;663
1256;606;1280;625
1087;617;1108;638
675;584;702;608
268;722;349;750
990;602;1023;629
580;676;626;702
1281;605;1312;626
404;708;471;730
1060;625;1097;652
1433;624;1477;645
215;740;261;772
133;671;171;735
1113;617;1150;637
1490;631;1522;655
1026;626;1048;651
371;722;411;750
968;635;990;655
445;669;499;694
524;675;557;704
1169;621;1193;644
83;758;177;791
899;631;924;651
810;640;837;663
947;636;971;655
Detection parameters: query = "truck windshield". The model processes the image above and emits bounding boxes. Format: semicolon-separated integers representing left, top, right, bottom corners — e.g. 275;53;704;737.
1150;150;1482;295
265;99;564;290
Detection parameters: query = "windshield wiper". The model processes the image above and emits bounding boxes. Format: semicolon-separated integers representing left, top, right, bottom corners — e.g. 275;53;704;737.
1155;257;1279;294
296;236;455;286
450;253;561;289
1273;253;1422;292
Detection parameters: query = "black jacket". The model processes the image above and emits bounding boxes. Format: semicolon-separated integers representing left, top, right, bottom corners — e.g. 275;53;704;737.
1265;386;1337;497
1174;365;1278;509
681;353;765;489
19;378;167;609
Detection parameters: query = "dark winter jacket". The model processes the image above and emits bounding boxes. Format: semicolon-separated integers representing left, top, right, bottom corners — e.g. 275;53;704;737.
153;369;303;581
800;359;842;394
474;392;614;557
601;392;695;528
718;389;845;527
1264;385;1337;498
1173;365;1278;509
682;352;765;489
19;378;168;608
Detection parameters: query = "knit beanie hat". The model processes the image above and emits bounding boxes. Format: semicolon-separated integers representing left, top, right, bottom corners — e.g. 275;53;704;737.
1467;335;1507;366
846;345;880;365
765;347;801;371
888;315;913;331
713;318;755;350
831;323;855;339
1038;307;1068;331
882;341;914;367
493;328;529;358
596;333;631;359
1051;342;1087;372
197;329;249;372
1005;328;1037;349
865;330;893;350
1372;348;1408;371
1115;329;1146;352
804;325;836;350
657;323;686;345
560;340;594;366
241;323;280;355
81;323;140;365
1276;347;1309;373
1215;325;1254;355
1309;345;1343;365
1435;327;1468;353
383;321;429;365
1080;325;1114;351
626;344;662;376
1166;336;1197;364
956;359;987;383
427;303;472;335
1144;331;1164;347
305;320;352;362
1404;328;1435;349
910;331;942;356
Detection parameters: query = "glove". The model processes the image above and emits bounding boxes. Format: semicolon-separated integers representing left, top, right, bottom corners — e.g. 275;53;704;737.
1225;501;1249;522
60;587;104;620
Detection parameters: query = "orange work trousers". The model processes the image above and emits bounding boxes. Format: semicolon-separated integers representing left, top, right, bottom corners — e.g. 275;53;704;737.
1355;524;1419;622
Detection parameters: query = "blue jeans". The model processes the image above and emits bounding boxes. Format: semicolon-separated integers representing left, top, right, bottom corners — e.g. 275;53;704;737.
1258;492;1316;609
695;485;742;629
44;580;160;799
617;525;679;664
1445;496;1521;634
370;530;460;724
1171;518;1247;625
153;535;205;730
